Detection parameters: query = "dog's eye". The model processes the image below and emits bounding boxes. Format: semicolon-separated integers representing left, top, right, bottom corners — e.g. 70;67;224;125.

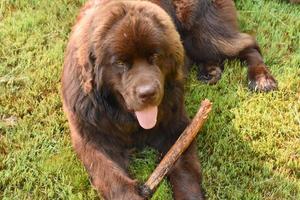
114;60;129;73
116;60;125;66
149;53;159;64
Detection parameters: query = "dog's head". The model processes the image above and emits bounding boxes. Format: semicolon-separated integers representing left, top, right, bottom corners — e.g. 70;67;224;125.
76;1;184;129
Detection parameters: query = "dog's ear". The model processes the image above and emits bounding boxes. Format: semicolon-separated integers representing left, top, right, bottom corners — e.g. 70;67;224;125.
80;52;95;94
161;23;185;82
168;41;185;82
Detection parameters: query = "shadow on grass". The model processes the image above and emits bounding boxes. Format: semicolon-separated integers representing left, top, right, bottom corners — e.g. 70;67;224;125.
186;62;299;199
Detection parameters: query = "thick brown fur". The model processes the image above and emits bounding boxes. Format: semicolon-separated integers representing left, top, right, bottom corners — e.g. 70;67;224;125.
62;0;205;199
290;0;300;3
152;0;277;91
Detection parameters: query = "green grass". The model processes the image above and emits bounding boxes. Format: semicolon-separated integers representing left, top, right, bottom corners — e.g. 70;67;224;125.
0;0;299;199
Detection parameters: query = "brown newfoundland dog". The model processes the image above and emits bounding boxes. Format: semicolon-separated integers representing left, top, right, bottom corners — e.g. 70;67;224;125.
62;0;205;199
62;0;279;199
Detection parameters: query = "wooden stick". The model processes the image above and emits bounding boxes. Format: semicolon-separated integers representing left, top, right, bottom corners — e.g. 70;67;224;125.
140;99;212;197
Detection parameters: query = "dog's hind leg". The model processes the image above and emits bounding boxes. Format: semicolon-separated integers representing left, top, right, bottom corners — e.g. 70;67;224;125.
238;44;277;92
212;0;278;91
197;62;224;85
212;32;277;91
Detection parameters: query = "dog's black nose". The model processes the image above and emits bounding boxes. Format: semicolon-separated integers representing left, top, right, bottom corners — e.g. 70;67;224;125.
136;84;157;102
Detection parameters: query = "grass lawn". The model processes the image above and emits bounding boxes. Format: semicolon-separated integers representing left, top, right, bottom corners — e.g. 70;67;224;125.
0;0;299;199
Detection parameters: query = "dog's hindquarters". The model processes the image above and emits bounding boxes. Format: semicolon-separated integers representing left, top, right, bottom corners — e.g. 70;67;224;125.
174;0;277;91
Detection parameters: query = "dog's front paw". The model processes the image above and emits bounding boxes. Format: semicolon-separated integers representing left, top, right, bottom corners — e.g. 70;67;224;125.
138;184;153;199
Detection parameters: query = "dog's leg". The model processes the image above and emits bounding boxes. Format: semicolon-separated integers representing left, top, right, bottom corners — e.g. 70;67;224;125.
184;0;277;91
238;45;277;92
168;142;206;200
70;128;143;200
184;55;223;85
212;33;277;91
197;62;224;85
152;118;206;200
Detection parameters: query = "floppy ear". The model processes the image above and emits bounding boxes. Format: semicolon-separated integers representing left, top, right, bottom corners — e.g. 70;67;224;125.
80;52;95;94
168;40;185;82
93;53;104;91
161;22;185;82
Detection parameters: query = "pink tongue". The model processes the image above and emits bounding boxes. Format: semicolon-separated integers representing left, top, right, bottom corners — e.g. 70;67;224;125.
135;106;158;129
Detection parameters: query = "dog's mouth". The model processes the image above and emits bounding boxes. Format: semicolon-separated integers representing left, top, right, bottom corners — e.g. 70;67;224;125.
134;106;158;129
119;92;161;129
119;78;163;130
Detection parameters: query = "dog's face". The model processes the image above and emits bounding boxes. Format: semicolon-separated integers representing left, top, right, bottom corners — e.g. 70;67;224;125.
80;1;184;129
